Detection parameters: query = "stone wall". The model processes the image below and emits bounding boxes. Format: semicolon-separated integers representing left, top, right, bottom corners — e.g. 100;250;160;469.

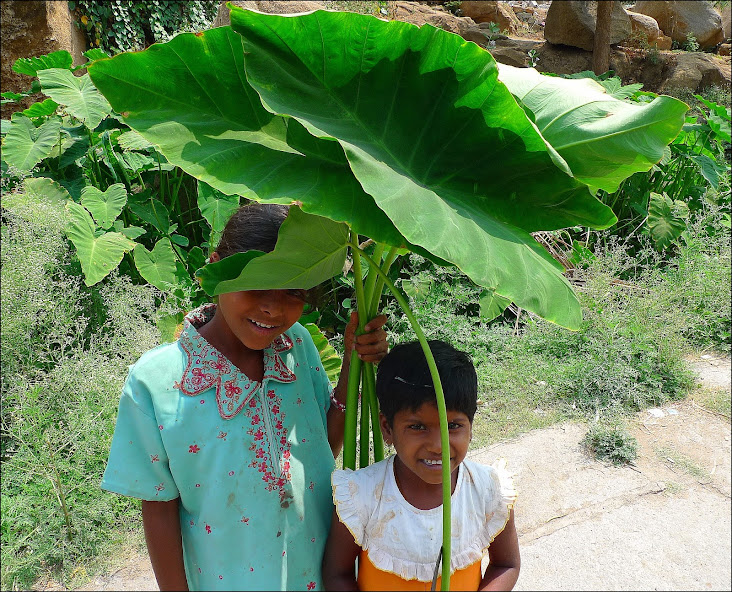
1;0;85;119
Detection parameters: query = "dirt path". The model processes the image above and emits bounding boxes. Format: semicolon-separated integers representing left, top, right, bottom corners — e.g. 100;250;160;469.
42;355;731;591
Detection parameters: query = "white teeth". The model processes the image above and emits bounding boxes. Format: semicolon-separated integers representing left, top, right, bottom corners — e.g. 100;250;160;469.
251;320;276;329
423;459;442;466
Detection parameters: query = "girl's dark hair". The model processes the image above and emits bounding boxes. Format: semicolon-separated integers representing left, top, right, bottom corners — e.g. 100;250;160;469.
376;340;478;425
215;202;290;258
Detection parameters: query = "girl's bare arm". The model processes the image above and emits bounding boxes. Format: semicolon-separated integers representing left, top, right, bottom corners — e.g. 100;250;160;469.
480;508;521;591
142;499;189;591
322;508;361;590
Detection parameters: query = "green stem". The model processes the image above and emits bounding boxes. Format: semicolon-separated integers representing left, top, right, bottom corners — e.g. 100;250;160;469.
359;389;370;468
350;244;451;591
362;362;384;462
363;243;384;309
343;354;362;470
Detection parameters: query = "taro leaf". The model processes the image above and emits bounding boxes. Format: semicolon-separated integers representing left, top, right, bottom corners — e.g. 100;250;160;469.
187;246;207;275
648;192;690;250
496;63;688;194
232;9;616;328
117;129;154;151
134;238;177;291
83;48;110;63
198;180;239;249
113;220;146;240
2;91;25;102
303;322;342;383
158;312;186;343
197;206;349;296
170;234;189;247
127;196;171;234
479;289;512;322
22;98;59;118
117;150;156;173
65;201;136;285
80;183;127;229
685;153;724;189
2;115;61;171
23;176;71;205
86;26;407;250
37;69;111;130
13;50;73;76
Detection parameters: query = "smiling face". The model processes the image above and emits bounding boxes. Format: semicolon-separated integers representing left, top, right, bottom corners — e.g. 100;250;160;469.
217;288;307;352
380;401;472;489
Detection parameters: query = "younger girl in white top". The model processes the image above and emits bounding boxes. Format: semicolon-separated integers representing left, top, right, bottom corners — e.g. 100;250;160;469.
323;340;520;591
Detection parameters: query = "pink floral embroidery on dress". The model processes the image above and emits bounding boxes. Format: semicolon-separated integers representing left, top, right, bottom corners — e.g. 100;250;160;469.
189;444;200;453
245;388;293;499
174;304;296;420
307;582;316;590
150;454;159;463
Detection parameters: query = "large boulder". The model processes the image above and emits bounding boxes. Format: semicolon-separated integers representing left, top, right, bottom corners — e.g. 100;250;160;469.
393;1;488;46
625;10;661;45
212;0;327;27
634;1;724;49
717;3;731;41
659;51;731;92
1;0;85;120
544;1;632;51
460;1;523;35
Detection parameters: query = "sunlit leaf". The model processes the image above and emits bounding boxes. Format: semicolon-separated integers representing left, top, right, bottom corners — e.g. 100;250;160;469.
303;322;342;383
497;63;688;194
134;238;177;290
2;115;61;171
38;69;111;130
80;183;127;229
13;50;73;76
65;201;135;285
22;98;59;118
478;289;512;321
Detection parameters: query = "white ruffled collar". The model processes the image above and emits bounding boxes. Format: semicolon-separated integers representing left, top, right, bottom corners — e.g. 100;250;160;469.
332;456;516;581
175;303;296;420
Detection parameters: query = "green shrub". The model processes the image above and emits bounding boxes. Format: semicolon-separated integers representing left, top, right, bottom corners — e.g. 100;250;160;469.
1;191;162;589
582;419;638;465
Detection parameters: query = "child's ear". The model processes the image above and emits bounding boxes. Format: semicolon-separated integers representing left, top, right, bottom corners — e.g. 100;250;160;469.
379;412;393;446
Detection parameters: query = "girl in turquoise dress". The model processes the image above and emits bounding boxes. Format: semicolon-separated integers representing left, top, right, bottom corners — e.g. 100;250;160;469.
101;203;388;591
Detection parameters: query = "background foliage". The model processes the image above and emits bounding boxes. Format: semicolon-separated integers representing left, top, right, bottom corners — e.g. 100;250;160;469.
69;0;219;54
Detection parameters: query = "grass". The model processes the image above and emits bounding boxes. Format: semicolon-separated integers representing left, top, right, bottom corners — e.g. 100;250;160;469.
656;446;711;480
691;386;732;420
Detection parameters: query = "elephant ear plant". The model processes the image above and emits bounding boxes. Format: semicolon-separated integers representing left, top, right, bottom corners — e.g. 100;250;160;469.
87;7;686;588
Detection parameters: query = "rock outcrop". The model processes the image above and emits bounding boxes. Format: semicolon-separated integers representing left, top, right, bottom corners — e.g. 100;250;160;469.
393;1;488;45
1;0;85;120
634;0;724;49
212;0;327;27
460;1;523;35
544;0;631;51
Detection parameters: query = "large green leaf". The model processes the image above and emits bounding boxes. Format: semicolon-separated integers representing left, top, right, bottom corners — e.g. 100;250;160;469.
196;206;348;295
38;69;111;130
13;50;73;76
647;192;689;250
2;115;61;171
22;177;71;205
65;202;136;285
80;183;127;229
231;8;618;327
134;238;177;290
496;64;688;194
86;26;407;250
22;98;59;118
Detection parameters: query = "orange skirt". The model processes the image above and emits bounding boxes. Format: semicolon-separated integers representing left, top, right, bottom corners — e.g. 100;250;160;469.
356;549;482;591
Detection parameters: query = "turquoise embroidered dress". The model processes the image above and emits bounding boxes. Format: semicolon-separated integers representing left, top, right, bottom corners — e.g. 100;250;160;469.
102;304;336;591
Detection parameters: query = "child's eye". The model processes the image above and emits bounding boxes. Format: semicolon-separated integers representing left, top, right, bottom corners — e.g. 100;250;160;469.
448;422;464;430
286;289;307;300
408;424;425;431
